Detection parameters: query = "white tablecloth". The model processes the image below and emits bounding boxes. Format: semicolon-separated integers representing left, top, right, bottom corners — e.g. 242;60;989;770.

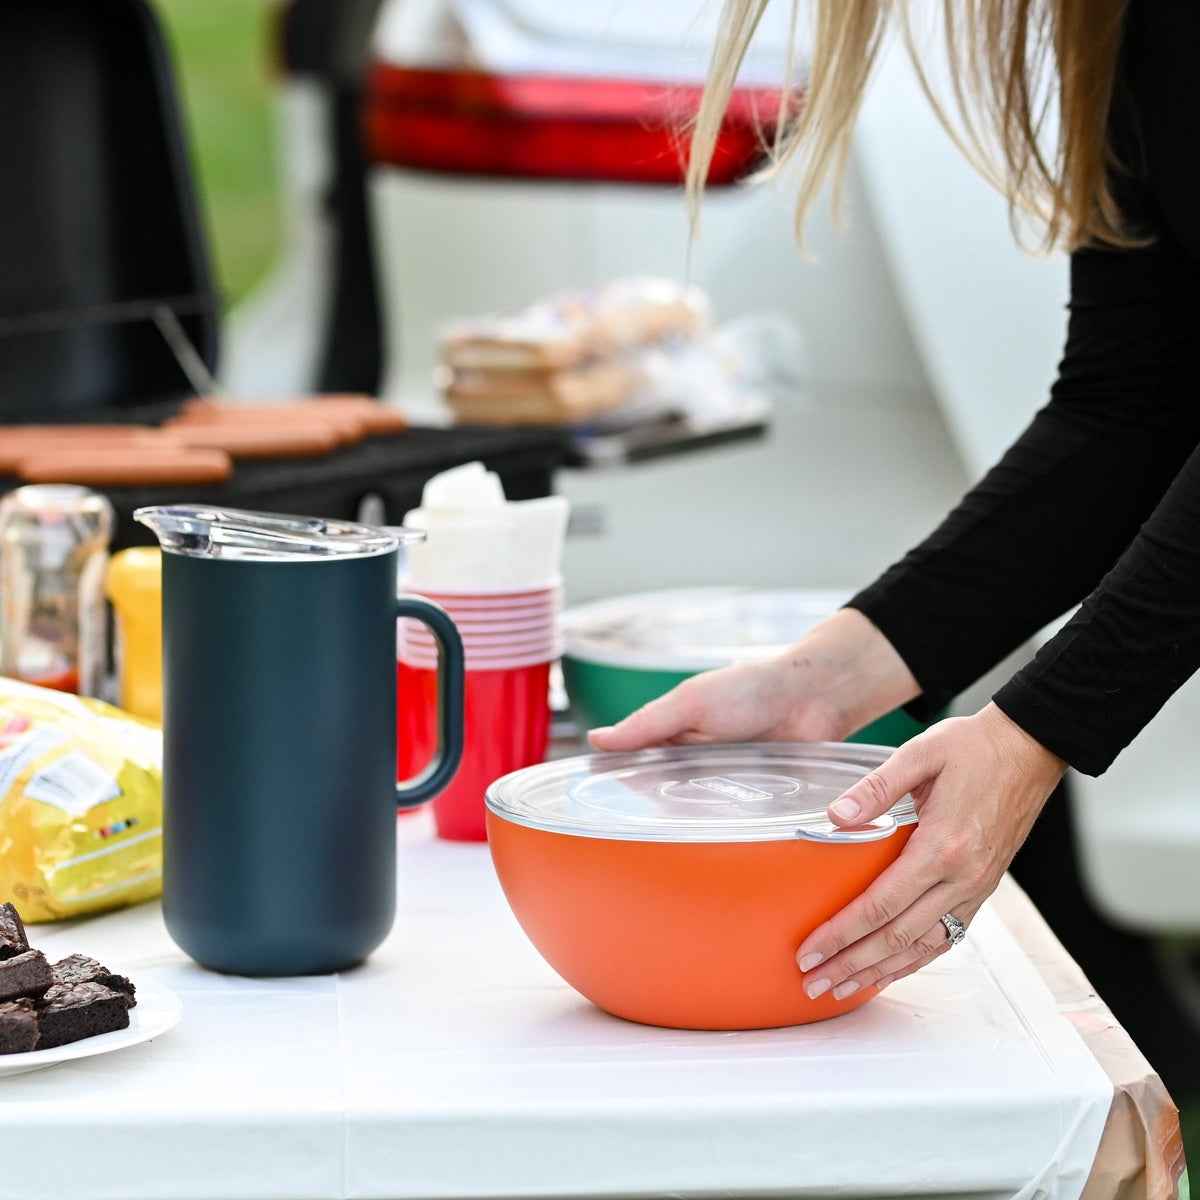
2;812;1113;1200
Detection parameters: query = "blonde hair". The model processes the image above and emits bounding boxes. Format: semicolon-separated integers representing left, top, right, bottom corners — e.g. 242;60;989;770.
687;0;1132;253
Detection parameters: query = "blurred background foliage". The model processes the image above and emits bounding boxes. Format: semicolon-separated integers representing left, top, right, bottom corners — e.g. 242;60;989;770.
151;0;284;310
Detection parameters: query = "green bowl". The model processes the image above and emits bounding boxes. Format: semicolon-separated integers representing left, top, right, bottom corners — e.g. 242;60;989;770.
561;588;938;748
561;654;931;747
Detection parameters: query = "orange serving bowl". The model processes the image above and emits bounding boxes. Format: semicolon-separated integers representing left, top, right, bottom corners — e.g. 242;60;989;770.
485;743;917;1030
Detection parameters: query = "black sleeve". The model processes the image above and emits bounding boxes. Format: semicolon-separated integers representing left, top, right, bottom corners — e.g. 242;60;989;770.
993;428;1200;774
849;231;1200;774
848;0;1200;775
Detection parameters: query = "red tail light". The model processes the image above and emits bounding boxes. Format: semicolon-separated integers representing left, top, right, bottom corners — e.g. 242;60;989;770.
363;64;797;186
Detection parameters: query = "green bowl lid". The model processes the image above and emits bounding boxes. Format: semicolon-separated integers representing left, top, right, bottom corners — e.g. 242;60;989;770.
486;742;916;843
561;587;852;671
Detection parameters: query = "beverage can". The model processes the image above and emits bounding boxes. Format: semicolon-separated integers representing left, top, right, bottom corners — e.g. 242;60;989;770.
0;484;115;697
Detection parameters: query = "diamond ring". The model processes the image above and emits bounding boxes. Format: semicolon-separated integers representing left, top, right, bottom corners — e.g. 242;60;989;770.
940;912;967;947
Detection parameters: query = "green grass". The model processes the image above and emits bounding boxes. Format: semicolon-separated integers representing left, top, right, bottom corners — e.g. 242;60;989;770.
150;0;284;309
1184;1105;1199;1178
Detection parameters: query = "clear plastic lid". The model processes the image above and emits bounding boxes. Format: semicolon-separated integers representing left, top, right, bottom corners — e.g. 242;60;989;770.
562;587;852;670
134;505;425;562
486;742;916;843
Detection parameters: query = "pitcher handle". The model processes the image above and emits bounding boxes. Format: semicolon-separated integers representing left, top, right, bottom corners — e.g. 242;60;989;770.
394;595;465;808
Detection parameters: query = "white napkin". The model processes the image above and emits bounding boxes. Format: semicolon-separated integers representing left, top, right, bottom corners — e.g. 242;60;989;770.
403;462;568;590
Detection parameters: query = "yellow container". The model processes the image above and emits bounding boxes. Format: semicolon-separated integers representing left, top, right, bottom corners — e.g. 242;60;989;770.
105;547;163;722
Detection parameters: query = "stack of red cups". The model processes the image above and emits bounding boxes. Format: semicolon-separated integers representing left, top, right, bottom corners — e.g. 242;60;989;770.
394;462;568;841
396;578;564;840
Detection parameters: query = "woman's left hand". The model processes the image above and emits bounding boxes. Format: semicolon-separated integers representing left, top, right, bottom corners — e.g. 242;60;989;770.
795;702;1067;999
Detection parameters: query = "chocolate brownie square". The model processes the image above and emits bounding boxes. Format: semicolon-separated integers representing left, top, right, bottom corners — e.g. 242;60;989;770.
0;998;38;1054
50;955;137;1008
36;982;130;1050
0;950;52;1002
0;903;30;960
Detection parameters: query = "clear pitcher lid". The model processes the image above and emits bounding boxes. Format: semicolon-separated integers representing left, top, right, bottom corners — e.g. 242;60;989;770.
134;504;424;561
485;742;916;843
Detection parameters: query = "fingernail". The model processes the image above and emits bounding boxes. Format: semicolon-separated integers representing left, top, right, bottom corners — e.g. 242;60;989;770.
830;796;862;822
797;952;823;973
589;726;614;738
832;981;860;1000
874;974;895;991
805;977;831;1000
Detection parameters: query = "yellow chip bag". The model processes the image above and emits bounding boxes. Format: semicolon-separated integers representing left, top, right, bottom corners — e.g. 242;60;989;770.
0;677;162;921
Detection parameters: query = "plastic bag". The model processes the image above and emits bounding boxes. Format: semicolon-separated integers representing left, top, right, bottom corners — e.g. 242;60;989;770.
0;677;162;922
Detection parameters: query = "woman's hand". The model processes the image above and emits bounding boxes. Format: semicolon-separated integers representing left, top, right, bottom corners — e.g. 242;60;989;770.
588;608;921;751
794;702;1067;999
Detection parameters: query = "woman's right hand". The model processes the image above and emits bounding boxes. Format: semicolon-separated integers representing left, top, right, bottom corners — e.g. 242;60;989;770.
588;607;921;752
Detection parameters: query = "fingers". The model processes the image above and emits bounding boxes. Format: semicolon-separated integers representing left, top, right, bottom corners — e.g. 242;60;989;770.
586;723;637;751
795;730;985;993
803;906;979;1000
883;910;972;980
792;707;1064;997
586;679;708;751
797;863;963;990
825;737;927;827
872;949;944;994
586;659;789;751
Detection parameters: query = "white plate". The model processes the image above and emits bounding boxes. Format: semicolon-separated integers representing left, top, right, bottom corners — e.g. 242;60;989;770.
0;977;182;1078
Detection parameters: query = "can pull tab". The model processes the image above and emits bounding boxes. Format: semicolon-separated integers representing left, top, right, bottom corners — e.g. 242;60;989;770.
794;813;898;843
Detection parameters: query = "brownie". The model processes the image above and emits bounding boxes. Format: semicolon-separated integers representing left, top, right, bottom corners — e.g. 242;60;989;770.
0;903;30;960
0;915;142;1053
0;950;53;1002
35;982;130;1050
50;955;137;1008
0;998;38;1054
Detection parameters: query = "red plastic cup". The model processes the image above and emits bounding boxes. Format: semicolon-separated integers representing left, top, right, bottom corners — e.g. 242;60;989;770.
397;658;552;841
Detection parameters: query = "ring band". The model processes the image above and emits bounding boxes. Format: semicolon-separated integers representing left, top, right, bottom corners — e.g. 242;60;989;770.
940;912;967;947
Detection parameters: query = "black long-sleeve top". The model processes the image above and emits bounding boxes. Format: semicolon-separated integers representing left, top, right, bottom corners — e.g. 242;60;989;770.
848;0;1200;776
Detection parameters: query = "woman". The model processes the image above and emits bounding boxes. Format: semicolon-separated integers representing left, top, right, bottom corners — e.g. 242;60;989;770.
591;0;1200;1007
